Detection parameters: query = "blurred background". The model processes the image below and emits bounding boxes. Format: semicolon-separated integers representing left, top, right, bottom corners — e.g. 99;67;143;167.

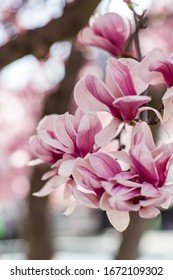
1;0;173;260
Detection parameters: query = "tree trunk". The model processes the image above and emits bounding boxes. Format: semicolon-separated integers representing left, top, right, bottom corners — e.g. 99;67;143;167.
116;212;149;260
25;166;53;259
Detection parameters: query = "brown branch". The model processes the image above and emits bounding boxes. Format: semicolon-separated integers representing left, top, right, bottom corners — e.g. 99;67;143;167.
43;46;85;115
0;0;101;69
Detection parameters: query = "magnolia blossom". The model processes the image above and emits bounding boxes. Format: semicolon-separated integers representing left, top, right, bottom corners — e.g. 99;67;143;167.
139;48;173;87
74;56;150;146
29;109;103;195
73;122;173;232
139;48;173;121
81;12;130;56
73;152;128;231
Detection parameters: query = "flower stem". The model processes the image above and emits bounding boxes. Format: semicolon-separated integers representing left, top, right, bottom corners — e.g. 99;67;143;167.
133;10;142;61
132;7;149;121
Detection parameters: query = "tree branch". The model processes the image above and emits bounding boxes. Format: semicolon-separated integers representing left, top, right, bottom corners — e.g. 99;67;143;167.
0;0;101;69
43;46;84;115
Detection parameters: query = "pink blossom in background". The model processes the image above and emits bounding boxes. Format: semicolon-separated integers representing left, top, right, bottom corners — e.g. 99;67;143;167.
0;87;43;200
123;0;131;4
149;0;173;16
0;51;65;201
81;12;130;56
74;56;150;146
140;16;173;56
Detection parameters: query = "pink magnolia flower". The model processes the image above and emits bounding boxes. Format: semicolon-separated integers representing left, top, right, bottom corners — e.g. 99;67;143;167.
29;109;103;196
139;48;173;87
73;152;130;231
74;56;150;146
73;122;173;231
103;122;173;225
139;48;173;121
81;12;130;56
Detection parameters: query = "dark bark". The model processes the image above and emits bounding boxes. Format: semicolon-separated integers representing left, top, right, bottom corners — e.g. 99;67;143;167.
116;212;153;260
25;165;53;259
0;0;101;69
43;47;84;116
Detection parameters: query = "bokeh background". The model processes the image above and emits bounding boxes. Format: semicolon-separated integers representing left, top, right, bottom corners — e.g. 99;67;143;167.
1;0;173;260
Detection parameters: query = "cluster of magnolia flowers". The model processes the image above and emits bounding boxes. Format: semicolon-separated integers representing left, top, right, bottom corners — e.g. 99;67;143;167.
29;11;173;232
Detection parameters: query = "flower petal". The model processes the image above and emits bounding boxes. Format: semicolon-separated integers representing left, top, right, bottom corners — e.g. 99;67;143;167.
132;122;155;151
130;135;159;186
85;74;115;106
63;201;78;216
139;48;165;85
154;143;173;185
150;59;173;87
54;114;74;150
74;76;109;113
141;182;160;197
111;150;132;165
72;188;99;208
58;159;76;177
95;118;122;147
140;196;166;207
119;58;148;95
42;170;56;180
88;152;121;179
109;197;140;211
76;113;102;157
162;87;173;122
106;210;130;232
33;176;67;197
113;95;151;121
108;57;137;96
139;206;160;219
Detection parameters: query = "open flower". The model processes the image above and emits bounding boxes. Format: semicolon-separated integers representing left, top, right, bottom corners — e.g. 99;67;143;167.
139;48;173;87
29;109;103;196
73;152;129;232
73;122;173;231
139;48;173;121
104;122;173;224
74;57;150;146
129;122;173;210
81;12;130;56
